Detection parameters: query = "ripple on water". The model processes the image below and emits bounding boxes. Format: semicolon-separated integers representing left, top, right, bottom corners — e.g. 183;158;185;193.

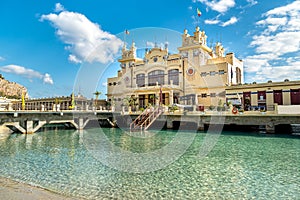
0;129;299;199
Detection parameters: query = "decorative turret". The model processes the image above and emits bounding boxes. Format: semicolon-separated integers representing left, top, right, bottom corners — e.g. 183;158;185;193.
181;26;208;47
215;42;224;57
120;41;137;61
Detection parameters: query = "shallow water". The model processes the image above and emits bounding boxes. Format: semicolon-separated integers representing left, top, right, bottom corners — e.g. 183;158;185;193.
0;128;299;199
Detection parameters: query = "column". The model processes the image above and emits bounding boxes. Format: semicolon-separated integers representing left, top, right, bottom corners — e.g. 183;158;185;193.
167;119;173;129
78;118;84;130
265;122;275;134
26;121;34;134
283;90;291;105
170;90;174;105
197;122;205;131
266;90;274;110
251;92;258;107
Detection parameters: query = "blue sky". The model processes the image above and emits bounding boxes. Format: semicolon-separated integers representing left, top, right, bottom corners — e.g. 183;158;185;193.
0;0;299;99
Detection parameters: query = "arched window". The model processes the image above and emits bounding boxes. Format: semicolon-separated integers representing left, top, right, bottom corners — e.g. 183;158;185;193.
148;70;164;86
136;73;145;87
236;67;242;84
168;69;179;85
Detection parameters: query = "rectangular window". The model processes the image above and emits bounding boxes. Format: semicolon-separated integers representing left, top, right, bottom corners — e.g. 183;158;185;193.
148;70;164;86
168;69;179;85
201;93;207;98
210;93;216;97
136;74;145;87
210;71;216;76
200;72;207;77
219;70;225;75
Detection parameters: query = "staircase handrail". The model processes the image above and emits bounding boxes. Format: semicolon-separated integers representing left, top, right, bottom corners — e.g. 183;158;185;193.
140;106;163;130
129;107;150;130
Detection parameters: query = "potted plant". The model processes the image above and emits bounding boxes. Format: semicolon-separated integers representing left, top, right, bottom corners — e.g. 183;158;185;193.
238;108;244;114
209;105;215;111
168;104;178;113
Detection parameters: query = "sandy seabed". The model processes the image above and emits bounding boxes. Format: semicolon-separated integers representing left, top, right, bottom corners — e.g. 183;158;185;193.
0;177;79;200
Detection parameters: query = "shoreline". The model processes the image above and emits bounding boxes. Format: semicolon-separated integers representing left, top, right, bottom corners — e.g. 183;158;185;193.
0;176;79;200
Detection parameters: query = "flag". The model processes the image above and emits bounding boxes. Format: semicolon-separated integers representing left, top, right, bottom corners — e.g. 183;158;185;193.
69;93;75;109
197;8;202;17
125;29;130;35
21;92;25;110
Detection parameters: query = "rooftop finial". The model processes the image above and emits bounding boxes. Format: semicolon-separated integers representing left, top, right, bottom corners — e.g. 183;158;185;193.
184;28;188;34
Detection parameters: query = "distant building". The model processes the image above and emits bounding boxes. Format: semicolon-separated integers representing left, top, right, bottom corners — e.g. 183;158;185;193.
0;97;13;111
226;80;300;111
12;94;107;111
107;26;243;111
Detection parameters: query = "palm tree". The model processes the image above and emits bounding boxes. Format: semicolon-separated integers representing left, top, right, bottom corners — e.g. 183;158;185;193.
93;91;101;108
123;96;138;112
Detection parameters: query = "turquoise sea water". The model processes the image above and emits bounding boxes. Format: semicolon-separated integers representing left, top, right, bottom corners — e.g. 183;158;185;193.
0;128;299;199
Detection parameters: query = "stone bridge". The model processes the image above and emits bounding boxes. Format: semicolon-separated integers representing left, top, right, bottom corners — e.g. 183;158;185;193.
1;111;300;134
0;111;118;134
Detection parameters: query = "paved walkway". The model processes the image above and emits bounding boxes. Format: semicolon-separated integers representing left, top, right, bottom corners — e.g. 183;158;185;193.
0;177;79;200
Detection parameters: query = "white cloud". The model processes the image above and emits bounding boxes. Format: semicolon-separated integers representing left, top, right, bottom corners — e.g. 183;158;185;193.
250;32;300;55
0;56;4;61
244;1;300;82
146;41;155;48
197;0;235;13
145;41;168;49
221;16;238;27
246;0;257;6
205;19;220;25
265;0;300;16
43;73;54;84
0;65;54;85
40;7;123;64
54;3;65;12
68;54;82;64
188;6;193;10
204;15;237;27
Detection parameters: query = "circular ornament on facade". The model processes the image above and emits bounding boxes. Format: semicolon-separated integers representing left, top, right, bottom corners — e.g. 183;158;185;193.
187;67;195;76
124;76;130;83
153;57;158;62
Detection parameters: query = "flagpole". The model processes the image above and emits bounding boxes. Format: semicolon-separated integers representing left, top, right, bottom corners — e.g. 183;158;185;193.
124;30;126;48
124;29;130;48
196;8;202;28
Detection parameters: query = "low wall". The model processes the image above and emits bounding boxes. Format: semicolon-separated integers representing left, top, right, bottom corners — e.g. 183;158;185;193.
277;105;300;114
0;125;13;134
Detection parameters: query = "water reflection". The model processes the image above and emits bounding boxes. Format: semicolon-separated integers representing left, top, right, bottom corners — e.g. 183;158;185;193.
0;129;298;199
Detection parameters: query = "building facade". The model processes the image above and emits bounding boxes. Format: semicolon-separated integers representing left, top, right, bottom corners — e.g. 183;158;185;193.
107;27;243;111
12;94;107;111
226;80;300;111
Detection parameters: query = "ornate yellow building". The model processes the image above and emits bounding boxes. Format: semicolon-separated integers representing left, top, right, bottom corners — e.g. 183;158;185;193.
107;27;244;111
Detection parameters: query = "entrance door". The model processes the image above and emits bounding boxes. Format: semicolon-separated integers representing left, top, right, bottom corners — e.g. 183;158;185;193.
257;91;266;110
291;89;300;105
148;94;156;106
173;93;179;104
243;92;251;111
139;95;145;108
273;90;283;105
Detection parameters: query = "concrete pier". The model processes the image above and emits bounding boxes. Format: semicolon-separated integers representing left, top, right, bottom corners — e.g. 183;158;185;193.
1;111;300;134
0;111;116;134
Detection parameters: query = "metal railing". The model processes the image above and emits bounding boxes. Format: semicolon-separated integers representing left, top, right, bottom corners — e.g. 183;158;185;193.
130;106;163;131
